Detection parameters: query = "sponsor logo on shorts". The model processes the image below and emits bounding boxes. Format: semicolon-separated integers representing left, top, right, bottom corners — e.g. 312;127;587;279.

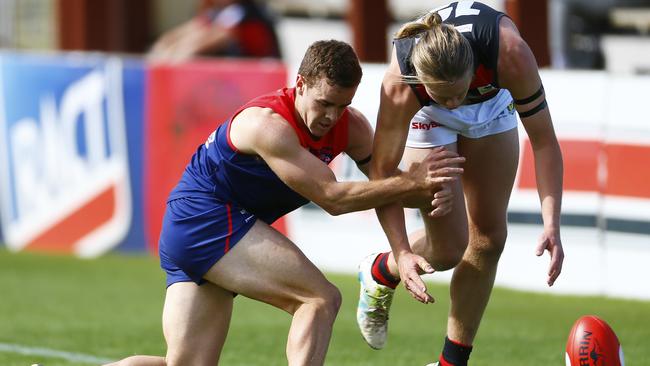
239;209;255;223
411;121;440;130
0;58;132;257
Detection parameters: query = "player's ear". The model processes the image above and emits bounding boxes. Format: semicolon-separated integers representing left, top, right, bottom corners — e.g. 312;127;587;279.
296;74;305;94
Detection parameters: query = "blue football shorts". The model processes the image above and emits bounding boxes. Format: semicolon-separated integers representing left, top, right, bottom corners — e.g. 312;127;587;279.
159;196;257;287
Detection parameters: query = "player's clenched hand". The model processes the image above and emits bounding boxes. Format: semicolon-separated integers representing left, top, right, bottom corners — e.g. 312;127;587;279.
535;228;564;286
396;252;435;304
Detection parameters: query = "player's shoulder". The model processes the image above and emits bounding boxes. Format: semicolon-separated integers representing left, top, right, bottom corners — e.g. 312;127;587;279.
344;106;374;148
232;106;299;153
243;106;296;137
497;16;529;59
497;17;536;80
345;106;367;123
237;105;287;126
345;106;373;131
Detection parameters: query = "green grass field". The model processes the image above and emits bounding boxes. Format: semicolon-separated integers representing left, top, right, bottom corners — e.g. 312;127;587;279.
0;249;648;366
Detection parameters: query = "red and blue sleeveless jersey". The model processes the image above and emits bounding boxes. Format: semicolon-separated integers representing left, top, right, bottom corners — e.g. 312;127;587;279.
395;1;506;106
168;87;349;224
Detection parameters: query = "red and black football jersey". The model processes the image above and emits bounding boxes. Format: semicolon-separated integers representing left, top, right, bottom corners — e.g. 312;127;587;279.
395;1;507;106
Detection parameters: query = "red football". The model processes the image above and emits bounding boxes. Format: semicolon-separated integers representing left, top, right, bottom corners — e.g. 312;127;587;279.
566;315;624;366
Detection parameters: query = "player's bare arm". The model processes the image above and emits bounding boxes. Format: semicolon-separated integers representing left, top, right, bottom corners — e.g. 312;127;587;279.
231;107;463;216
498;16;564;286
341;107;375;177
370;50;441;303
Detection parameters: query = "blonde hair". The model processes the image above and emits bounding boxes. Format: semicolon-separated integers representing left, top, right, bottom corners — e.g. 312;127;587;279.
395;12;473;86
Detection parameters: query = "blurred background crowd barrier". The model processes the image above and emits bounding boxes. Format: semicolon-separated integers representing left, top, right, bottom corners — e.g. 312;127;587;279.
0;0;649;299
0;52;287;257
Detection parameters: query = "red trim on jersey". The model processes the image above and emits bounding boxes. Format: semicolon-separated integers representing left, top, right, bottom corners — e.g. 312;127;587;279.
228;87;349;163
224;203;233;252
469;64;494;89
225;119;239;153
413;84;432;105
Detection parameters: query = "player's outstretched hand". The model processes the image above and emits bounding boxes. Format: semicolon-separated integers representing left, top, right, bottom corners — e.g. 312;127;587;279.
535;228;564;286
396;252;435;304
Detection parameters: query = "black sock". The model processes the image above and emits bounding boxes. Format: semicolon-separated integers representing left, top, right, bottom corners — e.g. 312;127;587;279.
370;252;400;289
439;336;472;366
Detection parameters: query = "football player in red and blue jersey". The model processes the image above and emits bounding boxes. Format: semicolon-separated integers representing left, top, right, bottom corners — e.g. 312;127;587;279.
106;40;464;366
356;2;565;366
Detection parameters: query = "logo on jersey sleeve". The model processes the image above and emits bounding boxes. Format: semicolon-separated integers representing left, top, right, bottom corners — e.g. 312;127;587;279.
0;57;131;257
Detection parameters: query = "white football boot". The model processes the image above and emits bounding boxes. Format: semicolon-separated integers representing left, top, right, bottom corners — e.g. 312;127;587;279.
356;253;396;349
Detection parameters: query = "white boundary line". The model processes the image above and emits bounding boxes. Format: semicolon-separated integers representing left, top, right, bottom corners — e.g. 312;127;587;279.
0;342;113;364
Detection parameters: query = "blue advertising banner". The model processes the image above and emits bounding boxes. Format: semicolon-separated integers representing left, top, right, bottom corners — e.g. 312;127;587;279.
0;52;146;256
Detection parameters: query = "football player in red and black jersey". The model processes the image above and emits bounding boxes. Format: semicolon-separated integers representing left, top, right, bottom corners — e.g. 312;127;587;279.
356;2;564;365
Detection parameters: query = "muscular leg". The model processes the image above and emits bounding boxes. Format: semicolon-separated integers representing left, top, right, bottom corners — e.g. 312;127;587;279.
163;281;234;365
104;280;233;366
385;142;469;276
203;220;342;366
383;129;518;345
108;220;339;366
447;128;519;344
356;143;470;350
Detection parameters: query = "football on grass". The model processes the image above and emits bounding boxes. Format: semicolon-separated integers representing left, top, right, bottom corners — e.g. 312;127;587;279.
565;315;624;366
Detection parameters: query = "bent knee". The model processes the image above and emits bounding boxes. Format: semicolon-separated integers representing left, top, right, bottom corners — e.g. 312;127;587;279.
312;284;342;318
468;226;508;260
288;282;342;318
419;237;466;271
429;249;464;271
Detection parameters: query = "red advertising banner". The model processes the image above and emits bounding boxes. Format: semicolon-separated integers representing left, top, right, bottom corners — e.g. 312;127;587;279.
144;59;287;254
518;139;650;198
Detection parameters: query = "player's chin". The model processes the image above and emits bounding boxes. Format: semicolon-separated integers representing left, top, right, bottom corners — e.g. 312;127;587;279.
316;122;334;135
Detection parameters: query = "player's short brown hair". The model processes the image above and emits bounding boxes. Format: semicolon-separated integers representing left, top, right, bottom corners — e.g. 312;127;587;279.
298;40;362;88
